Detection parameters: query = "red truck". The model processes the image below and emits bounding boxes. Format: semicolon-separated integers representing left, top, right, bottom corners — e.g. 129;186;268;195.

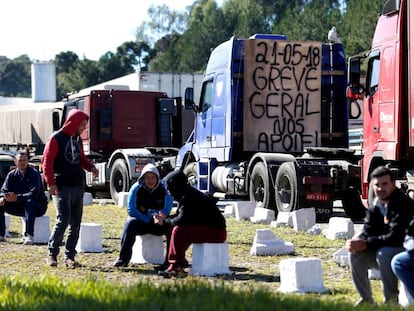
348;0;414;202
0;90;185;203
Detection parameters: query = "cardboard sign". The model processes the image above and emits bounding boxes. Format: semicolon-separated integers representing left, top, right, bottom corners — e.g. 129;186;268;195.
243;40;322;152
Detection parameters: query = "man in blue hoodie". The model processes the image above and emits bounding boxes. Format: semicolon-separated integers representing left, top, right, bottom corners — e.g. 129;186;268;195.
42;109;98;268
113;163;173;268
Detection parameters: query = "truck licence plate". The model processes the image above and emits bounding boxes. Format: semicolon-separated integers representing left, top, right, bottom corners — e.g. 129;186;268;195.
305;192;330;201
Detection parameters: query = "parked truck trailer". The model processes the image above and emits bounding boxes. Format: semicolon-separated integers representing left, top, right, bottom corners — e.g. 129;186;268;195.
0;90;184;203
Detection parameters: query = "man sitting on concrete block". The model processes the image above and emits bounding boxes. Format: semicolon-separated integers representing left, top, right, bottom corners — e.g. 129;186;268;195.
113;163;173;268
0;151;48;244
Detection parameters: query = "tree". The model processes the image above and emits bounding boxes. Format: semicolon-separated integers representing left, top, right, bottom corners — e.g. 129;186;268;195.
0;56;31;97
222;0;270;37
274;0;342;42
339;0;386;57
172;0;228;72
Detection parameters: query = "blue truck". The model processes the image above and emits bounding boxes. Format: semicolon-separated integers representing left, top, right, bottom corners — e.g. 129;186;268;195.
177;34;365;220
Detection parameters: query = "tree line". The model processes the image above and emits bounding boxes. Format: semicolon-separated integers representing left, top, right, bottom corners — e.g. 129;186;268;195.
0;0;385;100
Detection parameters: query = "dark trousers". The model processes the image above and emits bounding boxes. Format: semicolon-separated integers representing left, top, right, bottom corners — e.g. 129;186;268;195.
167;225;227;269
118;216;168;263
0;199;47;236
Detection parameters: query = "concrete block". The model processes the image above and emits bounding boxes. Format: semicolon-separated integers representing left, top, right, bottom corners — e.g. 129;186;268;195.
333;247;350;267
307;224;322;235
191;243;231;276
278;257;328;293
324;217;354;240
250;229;294;256
21;215;50;243
368;268;380;280
271;212;292;227
223;204;235;218
233;201;255;221
130;234;164;264
83;192;93;206
291;208;316;231
76;223;103;253
44;191;50;201
5;214;10;237
250;207;275;225
117;192;129;208
399;282;414;307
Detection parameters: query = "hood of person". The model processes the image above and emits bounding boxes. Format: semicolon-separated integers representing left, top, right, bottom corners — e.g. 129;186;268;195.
139;163;160;183
61;109;89;136
164;170;188;200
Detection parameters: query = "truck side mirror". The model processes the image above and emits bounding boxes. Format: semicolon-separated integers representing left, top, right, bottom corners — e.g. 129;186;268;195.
184;87;195;111
347;56;365;101
52;111;61;131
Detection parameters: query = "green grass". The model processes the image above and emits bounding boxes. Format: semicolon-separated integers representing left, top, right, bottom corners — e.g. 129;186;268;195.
0;202;410;310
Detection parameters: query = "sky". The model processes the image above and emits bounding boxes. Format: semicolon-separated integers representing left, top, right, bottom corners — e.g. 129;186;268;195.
1;0;214;62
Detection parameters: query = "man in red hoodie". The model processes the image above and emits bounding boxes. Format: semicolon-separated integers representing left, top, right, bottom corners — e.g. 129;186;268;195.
42;109;98;268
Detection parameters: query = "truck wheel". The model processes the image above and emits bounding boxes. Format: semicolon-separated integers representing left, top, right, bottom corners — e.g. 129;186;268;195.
183;162;198;188
341;189;366;221
110;159;130;204
249;162;272;209
275;162;298;213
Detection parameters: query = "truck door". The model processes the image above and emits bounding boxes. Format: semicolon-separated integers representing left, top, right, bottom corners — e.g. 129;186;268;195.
195;79;214;157
363;50;381;158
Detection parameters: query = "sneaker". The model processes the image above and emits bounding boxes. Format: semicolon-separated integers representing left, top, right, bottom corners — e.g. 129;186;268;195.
46;255;58;267
354;298;375;307
158;267;187;278
23;235;34;245
154;262;169;271
113;259;128;267
0;236;6;242
64;258;78;269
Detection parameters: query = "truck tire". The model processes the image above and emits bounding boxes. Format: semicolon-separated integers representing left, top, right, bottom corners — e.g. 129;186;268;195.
275;162;298;213
249;162;272;209
183;162;198;188
109;159;130;204
341;189;366;221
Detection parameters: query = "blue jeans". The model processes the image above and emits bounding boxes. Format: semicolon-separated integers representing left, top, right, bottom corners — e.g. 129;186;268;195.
391;251;414;299
0;199;47;236
349;246;404;302
48;185;84;260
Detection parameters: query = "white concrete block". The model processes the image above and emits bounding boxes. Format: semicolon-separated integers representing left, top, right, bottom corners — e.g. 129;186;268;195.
191;243;231;276
117;192;129;208
223;204;235;218
250;207;275;225
130;234;164;264
44;191;50;201
5;214;10;237
333;247;349;267
76;223;103;253
272;211;292;227
21;215;50;243
291;208;316;231
399;282;414;307
250;229;294;256
324;217;354;240
233;201;255;221
368;268;380;280
83;192;93;206
278;258;328;293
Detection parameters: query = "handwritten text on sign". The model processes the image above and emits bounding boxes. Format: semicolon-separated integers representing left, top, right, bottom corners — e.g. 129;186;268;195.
243;40;322;152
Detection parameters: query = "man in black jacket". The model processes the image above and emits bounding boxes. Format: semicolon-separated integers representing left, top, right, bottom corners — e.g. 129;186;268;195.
153;170;226;277
346;166;414;306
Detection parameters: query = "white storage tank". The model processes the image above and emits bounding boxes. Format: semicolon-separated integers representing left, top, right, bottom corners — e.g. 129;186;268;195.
31;61;56;102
